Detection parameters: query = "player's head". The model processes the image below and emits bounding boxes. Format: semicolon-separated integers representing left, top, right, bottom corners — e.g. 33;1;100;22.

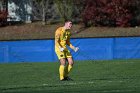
64;20;73;30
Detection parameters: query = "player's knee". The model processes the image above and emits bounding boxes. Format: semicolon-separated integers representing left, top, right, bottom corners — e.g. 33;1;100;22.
60;62;66;66
60;59;66;65
71;62;74;65
69;60;74;65
67;58;74;65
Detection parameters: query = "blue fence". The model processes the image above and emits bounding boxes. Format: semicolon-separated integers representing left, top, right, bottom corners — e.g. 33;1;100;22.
0;37;140;63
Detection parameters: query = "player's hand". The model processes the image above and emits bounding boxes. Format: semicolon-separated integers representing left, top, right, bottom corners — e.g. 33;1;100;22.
74;47;79;52
59;47;64;52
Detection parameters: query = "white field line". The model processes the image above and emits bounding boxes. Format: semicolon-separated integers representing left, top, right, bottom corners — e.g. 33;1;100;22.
0;80;121;89
0;80;139;92
42;80;127;86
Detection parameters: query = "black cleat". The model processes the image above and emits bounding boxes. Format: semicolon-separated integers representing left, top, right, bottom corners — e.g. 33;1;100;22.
60;79;66;81
64;77;73;81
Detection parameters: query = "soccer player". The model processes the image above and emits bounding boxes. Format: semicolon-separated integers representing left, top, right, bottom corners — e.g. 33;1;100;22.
55;21;79;81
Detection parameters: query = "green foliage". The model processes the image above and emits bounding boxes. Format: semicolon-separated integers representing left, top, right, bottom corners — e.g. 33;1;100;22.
54;0;74;22
32;0;49;25
82;0;140;27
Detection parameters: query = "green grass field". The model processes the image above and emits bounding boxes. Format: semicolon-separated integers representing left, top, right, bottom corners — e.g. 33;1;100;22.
0;59;140;93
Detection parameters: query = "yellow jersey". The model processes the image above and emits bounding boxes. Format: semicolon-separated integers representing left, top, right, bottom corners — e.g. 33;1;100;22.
55;27;74;51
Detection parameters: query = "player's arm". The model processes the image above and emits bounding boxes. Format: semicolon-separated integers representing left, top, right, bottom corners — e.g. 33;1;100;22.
55;29;64;51
66;37;79;52
55;30;61;47
66;37;74;49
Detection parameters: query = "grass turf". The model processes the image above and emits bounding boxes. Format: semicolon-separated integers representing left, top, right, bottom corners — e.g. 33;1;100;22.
0;59;140;93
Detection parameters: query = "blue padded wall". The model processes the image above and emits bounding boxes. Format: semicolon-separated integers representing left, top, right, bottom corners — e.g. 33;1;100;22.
0;37;140;63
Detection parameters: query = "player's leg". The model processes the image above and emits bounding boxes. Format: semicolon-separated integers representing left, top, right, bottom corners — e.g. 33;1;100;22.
67;57;74;74
55;50;67;80
64;50;74;79
64;57;74;80
59;58;66;81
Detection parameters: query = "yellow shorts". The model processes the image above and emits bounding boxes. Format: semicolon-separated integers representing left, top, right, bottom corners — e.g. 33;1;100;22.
55;50;72;59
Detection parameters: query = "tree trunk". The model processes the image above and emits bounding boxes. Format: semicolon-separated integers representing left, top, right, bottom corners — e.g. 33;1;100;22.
42;7;46;25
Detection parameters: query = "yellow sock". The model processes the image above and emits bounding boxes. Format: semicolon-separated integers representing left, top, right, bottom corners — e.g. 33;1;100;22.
59;65;65;80
65;64;73;77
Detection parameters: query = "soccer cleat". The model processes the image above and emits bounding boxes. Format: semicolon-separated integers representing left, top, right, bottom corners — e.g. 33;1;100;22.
64;77;73;81
60;79;66;81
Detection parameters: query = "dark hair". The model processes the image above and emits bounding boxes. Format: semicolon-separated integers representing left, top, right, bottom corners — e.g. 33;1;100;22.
64;19;72;23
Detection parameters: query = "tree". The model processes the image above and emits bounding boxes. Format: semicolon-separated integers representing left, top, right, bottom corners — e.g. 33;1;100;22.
82;0;140;27
32;0;50;25
0;0;8;26
54;0;74;22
